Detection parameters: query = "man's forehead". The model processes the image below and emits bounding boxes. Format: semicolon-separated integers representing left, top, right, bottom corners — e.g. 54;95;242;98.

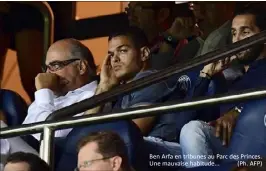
232;14;256;27
78;142;101;162
108;36;133;50
45;50;71;64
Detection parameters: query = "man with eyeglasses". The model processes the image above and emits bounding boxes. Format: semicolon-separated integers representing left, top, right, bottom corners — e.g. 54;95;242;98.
76;131;133;171
23;38;98;140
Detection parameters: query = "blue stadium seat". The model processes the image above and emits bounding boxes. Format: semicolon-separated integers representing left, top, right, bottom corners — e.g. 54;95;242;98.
0;89;28;126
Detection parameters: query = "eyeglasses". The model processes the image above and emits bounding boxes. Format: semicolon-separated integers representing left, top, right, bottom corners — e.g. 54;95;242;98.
74;156;114;171
45;58;80;72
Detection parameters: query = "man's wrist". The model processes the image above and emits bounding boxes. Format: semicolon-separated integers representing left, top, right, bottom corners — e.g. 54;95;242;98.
200;71;212;79
161;32;180;48
96;83;111;95
234;106;243;114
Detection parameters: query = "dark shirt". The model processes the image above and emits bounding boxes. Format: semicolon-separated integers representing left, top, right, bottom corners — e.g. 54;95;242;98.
193;58;266;117
112;70;184;141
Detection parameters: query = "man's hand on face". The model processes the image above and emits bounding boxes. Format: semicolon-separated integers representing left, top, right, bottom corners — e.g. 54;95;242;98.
35;73;60;92
201;57;233;78
97;55;119;93
209;109;239;146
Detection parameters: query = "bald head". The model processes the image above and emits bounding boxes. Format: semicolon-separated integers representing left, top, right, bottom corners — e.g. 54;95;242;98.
46;39;97;76
45;39;97;95
47;39;96;71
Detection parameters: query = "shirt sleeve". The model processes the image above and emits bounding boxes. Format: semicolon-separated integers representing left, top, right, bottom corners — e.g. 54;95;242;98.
23;89;56;124
0;121;38;165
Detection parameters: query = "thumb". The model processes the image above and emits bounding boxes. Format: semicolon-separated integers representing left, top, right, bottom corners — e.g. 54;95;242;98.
208;120;216;126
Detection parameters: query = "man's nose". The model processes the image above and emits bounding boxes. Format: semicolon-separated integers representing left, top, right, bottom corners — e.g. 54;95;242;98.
112;54;120;63
46;68;54;73
233;34;241;43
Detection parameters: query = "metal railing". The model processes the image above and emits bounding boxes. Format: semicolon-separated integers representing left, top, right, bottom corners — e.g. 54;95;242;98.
1;88;266;164
46;30;266;121
0;30;266;166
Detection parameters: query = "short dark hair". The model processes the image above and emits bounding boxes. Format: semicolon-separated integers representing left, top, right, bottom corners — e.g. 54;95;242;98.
108;26;149;49
78;131;130;170
67;39;97;76
5;152;51;171
234;4;266;31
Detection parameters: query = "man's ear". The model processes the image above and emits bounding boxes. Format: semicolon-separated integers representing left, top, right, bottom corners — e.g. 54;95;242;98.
157;8;170;24
111;156;122;171
140;46;151;62
79;60;88;75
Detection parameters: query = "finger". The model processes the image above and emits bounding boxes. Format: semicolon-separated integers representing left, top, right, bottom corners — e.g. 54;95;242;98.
102;55;112;71
222;122;227;146
219;59;225;67
227;124;233;145
102;55;110;66
226;57;230;65
208;120;216;127
215;120;222;138
216;60;223;70
230;55;237;61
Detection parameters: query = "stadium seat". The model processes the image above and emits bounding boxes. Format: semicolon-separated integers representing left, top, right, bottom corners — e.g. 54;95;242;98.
0;89;28;126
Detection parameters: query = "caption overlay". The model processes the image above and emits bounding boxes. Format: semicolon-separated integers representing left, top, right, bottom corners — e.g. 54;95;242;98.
149;154;263;167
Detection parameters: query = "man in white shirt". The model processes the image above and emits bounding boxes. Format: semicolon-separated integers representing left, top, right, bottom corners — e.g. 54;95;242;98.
1;120;38;171
23;38;98;140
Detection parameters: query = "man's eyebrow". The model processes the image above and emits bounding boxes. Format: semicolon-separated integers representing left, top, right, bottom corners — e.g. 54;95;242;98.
231;26;252;31
108;45;130;54
240;26;252;30
47;60;60;64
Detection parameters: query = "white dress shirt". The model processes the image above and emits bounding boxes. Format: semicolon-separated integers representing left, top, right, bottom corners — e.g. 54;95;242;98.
0;121;38;171
23;81;98;140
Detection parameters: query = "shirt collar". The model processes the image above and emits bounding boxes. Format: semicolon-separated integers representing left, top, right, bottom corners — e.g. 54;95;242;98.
133;70;157;81
65;80;98;96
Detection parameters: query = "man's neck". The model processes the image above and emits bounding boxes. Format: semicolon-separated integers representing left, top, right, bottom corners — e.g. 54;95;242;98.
124;67;149;84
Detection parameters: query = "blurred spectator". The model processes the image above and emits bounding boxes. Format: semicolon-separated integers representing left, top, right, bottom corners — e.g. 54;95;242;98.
23;38;98;140
0;2;44;101
180;5;266;167
189;2;236;40
3;152;50;171
77;131;133;171
0;120;38;171
126;2;195;44
125;2;200;69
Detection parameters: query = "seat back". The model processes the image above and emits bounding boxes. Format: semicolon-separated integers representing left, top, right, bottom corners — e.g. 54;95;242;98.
0;89;28;126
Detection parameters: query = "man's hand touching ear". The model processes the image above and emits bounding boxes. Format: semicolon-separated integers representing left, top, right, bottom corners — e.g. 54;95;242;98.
96;55;119;94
